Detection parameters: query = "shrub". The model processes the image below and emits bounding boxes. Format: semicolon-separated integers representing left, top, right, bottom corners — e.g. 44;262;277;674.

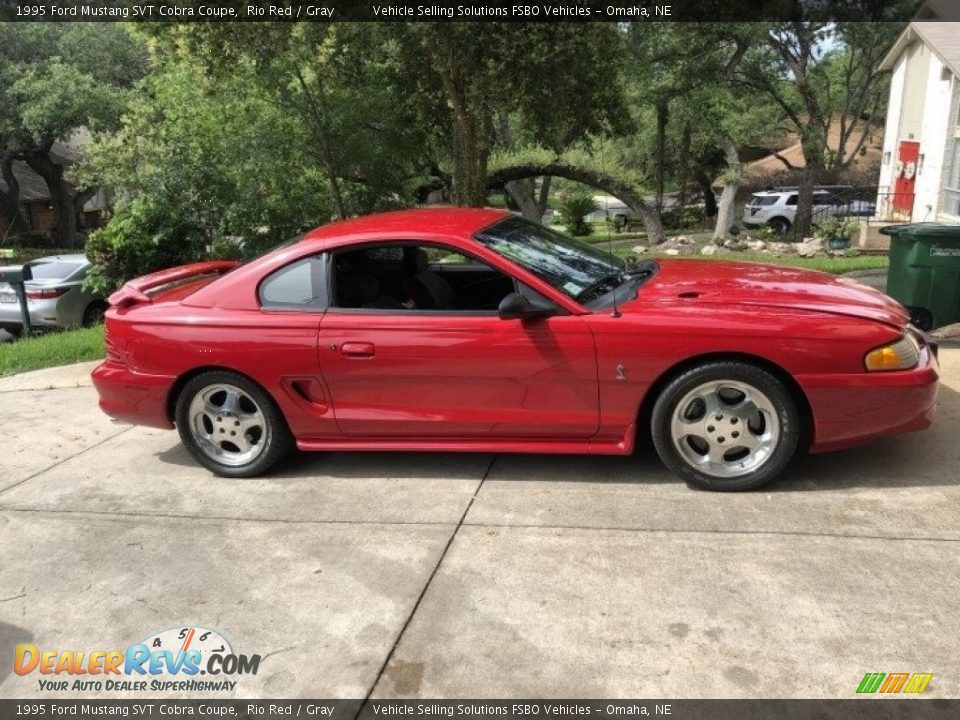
755;225;780;241
558;192;597;236
83;199;208;294
661;206;707;230
814;217;860;242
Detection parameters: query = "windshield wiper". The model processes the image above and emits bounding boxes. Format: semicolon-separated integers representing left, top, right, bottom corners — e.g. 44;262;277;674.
576;271;625;302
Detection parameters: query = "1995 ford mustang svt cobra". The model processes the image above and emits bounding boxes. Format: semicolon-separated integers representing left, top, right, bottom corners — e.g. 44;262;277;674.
92;208;939;490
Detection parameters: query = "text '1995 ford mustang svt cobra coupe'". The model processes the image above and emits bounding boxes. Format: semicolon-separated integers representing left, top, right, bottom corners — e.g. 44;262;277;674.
92;208;939;490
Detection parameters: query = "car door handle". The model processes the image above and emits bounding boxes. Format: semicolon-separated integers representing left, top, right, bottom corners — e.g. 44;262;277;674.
340;342;375;358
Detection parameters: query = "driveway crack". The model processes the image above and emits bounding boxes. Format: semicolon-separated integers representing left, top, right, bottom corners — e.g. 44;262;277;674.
0;426;133;497
355;454;497;713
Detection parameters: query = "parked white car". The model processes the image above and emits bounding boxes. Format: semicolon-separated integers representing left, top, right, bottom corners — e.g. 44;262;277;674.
0;254;106;338
743;188;876;235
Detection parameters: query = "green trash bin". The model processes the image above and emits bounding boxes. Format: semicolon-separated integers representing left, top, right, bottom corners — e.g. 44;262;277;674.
881;222;960;330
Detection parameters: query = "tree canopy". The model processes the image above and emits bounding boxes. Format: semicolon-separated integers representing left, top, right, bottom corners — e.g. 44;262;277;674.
0;15;912;284
0;23;147;245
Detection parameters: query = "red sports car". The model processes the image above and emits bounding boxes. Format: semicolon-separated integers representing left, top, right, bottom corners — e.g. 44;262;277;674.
92;208;939;490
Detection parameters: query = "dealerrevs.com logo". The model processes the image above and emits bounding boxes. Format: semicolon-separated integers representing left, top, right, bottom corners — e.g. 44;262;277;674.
14;626;261;693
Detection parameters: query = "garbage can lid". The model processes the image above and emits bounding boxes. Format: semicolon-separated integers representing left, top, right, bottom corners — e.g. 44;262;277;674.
880;222;960;239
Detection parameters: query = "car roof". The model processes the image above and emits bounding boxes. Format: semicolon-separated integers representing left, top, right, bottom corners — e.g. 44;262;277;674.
301;207;511;242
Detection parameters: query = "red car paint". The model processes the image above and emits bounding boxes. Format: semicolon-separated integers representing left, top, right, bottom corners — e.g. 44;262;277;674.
92;208;938;459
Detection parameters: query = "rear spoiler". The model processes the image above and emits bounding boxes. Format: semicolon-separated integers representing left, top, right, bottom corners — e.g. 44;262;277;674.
108;261;240;308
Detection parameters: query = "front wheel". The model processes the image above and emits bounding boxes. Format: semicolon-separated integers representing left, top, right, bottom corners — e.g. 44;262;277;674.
175;370;293;477
651;362;800;491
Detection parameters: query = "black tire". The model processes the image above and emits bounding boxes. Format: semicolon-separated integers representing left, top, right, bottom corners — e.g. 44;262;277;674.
174;370;293;478
82;300;108;327
3;326;23;340
768;217;791;236
650;361;800;491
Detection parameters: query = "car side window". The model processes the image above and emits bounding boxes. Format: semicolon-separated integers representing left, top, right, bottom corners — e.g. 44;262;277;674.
259;255;327;310
786;195;798;206
330;243;514;313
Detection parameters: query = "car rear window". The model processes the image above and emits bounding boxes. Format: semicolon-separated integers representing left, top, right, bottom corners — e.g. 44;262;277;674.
28;261;84;280
750;196;778;206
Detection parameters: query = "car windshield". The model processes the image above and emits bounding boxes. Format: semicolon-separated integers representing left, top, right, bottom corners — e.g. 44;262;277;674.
474;216;623;299
27;260;85;280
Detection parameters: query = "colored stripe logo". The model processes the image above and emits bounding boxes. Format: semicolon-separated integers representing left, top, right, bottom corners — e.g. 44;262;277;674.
857;672;932;694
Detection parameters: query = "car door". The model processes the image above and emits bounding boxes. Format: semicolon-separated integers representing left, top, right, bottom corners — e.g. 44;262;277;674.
318;244;599;439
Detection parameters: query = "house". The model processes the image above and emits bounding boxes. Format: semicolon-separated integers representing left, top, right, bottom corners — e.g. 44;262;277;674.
0;135;108;242
876;12;960;223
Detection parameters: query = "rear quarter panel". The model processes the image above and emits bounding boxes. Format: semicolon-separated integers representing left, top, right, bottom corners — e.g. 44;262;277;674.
107;303;337;439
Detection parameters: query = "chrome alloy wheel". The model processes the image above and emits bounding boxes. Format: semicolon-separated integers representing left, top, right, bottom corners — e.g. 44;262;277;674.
187;383;269;467
669;380;780;479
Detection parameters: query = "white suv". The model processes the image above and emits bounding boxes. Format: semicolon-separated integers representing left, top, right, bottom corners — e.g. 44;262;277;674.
743;187;875;235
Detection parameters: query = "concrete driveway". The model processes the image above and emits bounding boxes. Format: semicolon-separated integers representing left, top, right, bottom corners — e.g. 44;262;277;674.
1;349;959;700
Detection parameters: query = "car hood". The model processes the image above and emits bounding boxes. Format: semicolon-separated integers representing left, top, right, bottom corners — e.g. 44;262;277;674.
631;259;907;327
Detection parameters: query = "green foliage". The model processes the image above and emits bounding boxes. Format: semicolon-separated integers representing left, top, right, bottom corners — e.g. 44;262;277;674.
77;61;342;287
661;206;707;230
755;225;780;241
814;216;861;242
558;192;597;237
83;198;207;294
0;325;104;377
0;24;146;150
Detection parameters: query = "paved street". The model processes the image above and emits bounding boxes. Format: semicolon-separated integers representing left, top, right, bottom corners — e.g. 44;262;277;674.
1;348;958;699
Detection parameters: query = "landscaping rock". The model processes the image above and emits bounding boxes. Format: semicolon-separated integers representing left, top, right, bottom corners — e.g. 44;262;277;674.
723;239;748;251
701;245;717;256
632;245;648;254
767;242;797;257
664;248;680;256
747;240;766;251
796;237;826;258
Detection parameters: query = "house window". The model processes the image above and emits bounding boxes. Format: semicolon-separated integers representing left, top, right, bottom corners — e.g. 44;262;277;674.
945;139;960;216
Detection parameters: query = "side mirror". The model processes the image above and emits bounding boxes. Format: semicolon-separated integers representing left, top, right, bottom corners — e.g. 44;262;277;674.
498;292;556;320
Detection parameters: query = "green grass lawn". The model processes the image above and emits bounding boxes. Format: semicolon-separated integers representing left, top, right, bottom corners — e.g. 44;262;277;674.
646;251;889;274
0;325;105;377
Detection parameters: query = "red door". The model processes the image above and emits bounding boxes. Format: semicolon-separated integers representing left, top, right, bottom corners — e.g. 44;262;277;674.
318;311;599;438
893;140;920;215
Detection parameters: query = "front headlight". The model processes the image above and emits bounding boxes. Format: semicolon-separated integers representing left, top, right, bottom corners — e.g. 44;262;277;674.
864;334;921;371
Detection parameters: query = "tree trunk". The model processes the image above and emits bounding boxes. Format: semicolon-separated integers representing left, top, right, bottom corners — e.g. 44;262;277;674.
537;176;552;216
488;162;666;245
713;137;742;241
449;108;489;207
1;157;29;239
795;136;824;240
504;179;542;222
677;121;691;208
25;154;78;248
654;100;669;213
293;69;347;219
695;170;718;218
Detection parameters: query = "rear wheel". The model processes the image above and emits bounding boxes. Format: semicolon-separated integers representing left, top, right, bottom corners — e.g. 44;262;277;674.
82;300;108;327
768;217;791;236
651;361;800;491
175;370;293;477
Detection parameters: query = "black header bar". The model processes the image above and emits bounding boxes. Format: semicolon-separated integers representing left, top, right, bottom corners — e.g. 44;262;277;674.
2;699;960;719
0;0;948;23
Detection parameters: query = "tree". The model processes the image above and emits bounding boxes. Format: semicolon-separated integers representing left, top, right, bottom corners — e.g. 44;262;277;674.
736;5;909;237
0;23;147;246
78;59;341;281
